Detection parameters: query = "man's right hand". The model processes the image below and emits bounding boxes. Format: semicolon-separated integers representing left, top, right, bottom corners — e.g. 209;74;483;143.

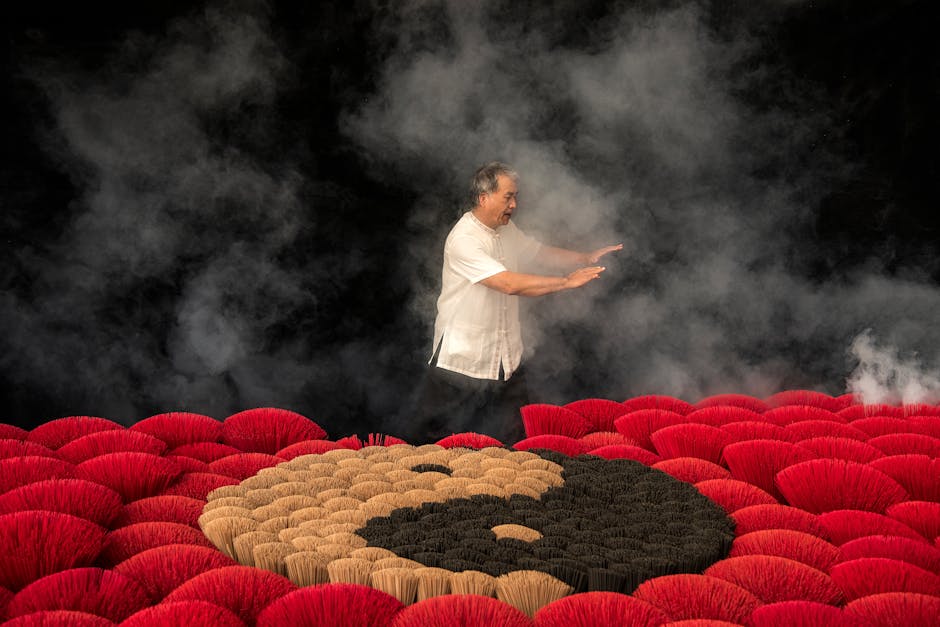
564;266;606;289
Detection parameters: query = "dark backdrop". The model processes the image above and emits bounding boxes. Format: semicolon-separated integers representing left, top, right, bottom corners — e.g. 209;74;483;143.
2;0;938;435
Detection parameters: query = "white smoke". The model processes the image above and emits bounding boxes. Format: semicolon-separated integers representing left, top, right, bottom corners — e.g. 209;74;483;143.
847;329;940;405
2;4;333;425
5;0;938;433
341;0;940;404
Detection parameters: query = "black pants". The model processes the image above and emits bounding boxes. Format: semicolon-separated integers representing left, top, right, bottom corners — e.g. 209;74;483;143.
405;362;529;445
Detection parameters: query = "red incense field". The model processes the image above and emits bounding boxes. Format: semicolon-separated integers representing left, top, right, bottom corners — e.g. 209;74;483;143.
1;392;939;625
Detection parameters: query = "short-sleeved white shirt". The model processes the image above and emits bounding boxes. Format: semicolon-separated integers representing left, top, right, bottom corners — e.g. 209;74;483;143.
431;211;542;380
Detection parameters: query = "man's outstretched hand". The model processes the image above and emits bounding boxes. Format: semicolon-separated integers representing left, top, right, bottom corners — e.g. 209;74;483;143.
564;265;606;289
584;244;623;265
564;243;621;290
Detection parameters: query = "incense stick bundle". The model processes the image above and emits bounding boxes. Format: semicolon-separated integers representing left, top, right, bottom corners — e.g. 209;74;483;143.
414;567;451;601
327;509;368;525
253;541;296;576
370;567;418;605
251;504;290;522
244;488;279;507
315;542;353;561
270;480;313;498
327;557;374;585
201;516;259;559
349;546;398;562
491;524;543;543
198;506;253;527
290;535;327;552
495;570;574;618
258;515;290;534
232;530;277;566
373;556;423;571
281;551;329;587
450;570;497;597
203;496;252;512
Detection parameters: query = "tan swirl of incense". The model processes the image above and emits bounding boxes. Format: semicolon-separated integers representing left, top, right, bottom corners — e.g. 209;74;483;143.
200;444;564;604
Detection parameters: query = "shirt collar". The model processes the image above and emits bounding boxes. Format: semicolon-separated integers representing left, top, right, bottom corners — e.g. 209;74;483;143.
468;211;501;235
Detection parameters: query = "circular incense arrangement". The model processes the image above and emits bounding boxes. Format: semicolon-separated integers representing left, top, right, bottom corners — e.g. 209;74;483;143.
199;444;735;611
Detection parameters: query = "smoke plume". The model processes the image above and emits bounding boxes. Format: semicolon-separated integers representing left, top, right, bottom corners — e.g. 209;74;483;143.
4;0;938;434
1;3;395;432
341;0;940;411
847;329;940;405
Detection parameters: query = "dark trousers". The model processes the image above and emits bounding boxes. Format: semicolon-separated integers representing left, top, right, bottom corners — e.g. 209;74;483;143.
405;362;529;445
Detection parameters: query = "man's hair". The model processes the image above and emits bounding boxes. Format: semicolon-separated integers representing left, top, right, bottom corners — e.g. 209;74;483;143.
470;162;517;207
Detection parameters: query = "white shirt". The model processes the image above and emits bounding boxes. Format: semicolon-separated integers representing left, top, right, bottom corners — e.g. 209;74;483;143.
431;212;542;380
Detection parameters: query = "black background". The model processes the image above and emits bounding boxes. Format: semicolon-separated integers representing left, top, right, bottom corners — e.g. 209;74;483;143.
2;0;938;435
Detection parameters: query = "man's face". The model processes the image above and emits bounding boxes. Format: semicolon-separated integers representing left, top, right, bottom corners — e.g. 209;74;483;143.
478;175;518;228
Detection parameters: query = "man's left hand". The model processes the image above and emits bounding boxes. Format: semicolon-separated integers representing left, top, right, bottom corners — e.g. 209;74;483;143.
584;244;623;265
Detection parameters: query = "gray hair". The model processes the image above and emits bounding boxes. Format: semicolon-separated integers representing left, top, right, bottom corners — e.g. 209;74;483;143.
470;162;518;207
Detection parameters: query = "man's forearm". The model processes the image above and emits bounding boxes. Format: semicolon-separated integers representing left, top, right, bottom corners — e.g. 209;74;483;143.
481;271;570;297
481;266;605;296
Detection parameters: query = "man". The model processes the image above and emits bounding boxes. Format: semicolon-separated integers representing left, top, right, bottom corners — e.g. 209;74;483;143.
410;161;622;443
